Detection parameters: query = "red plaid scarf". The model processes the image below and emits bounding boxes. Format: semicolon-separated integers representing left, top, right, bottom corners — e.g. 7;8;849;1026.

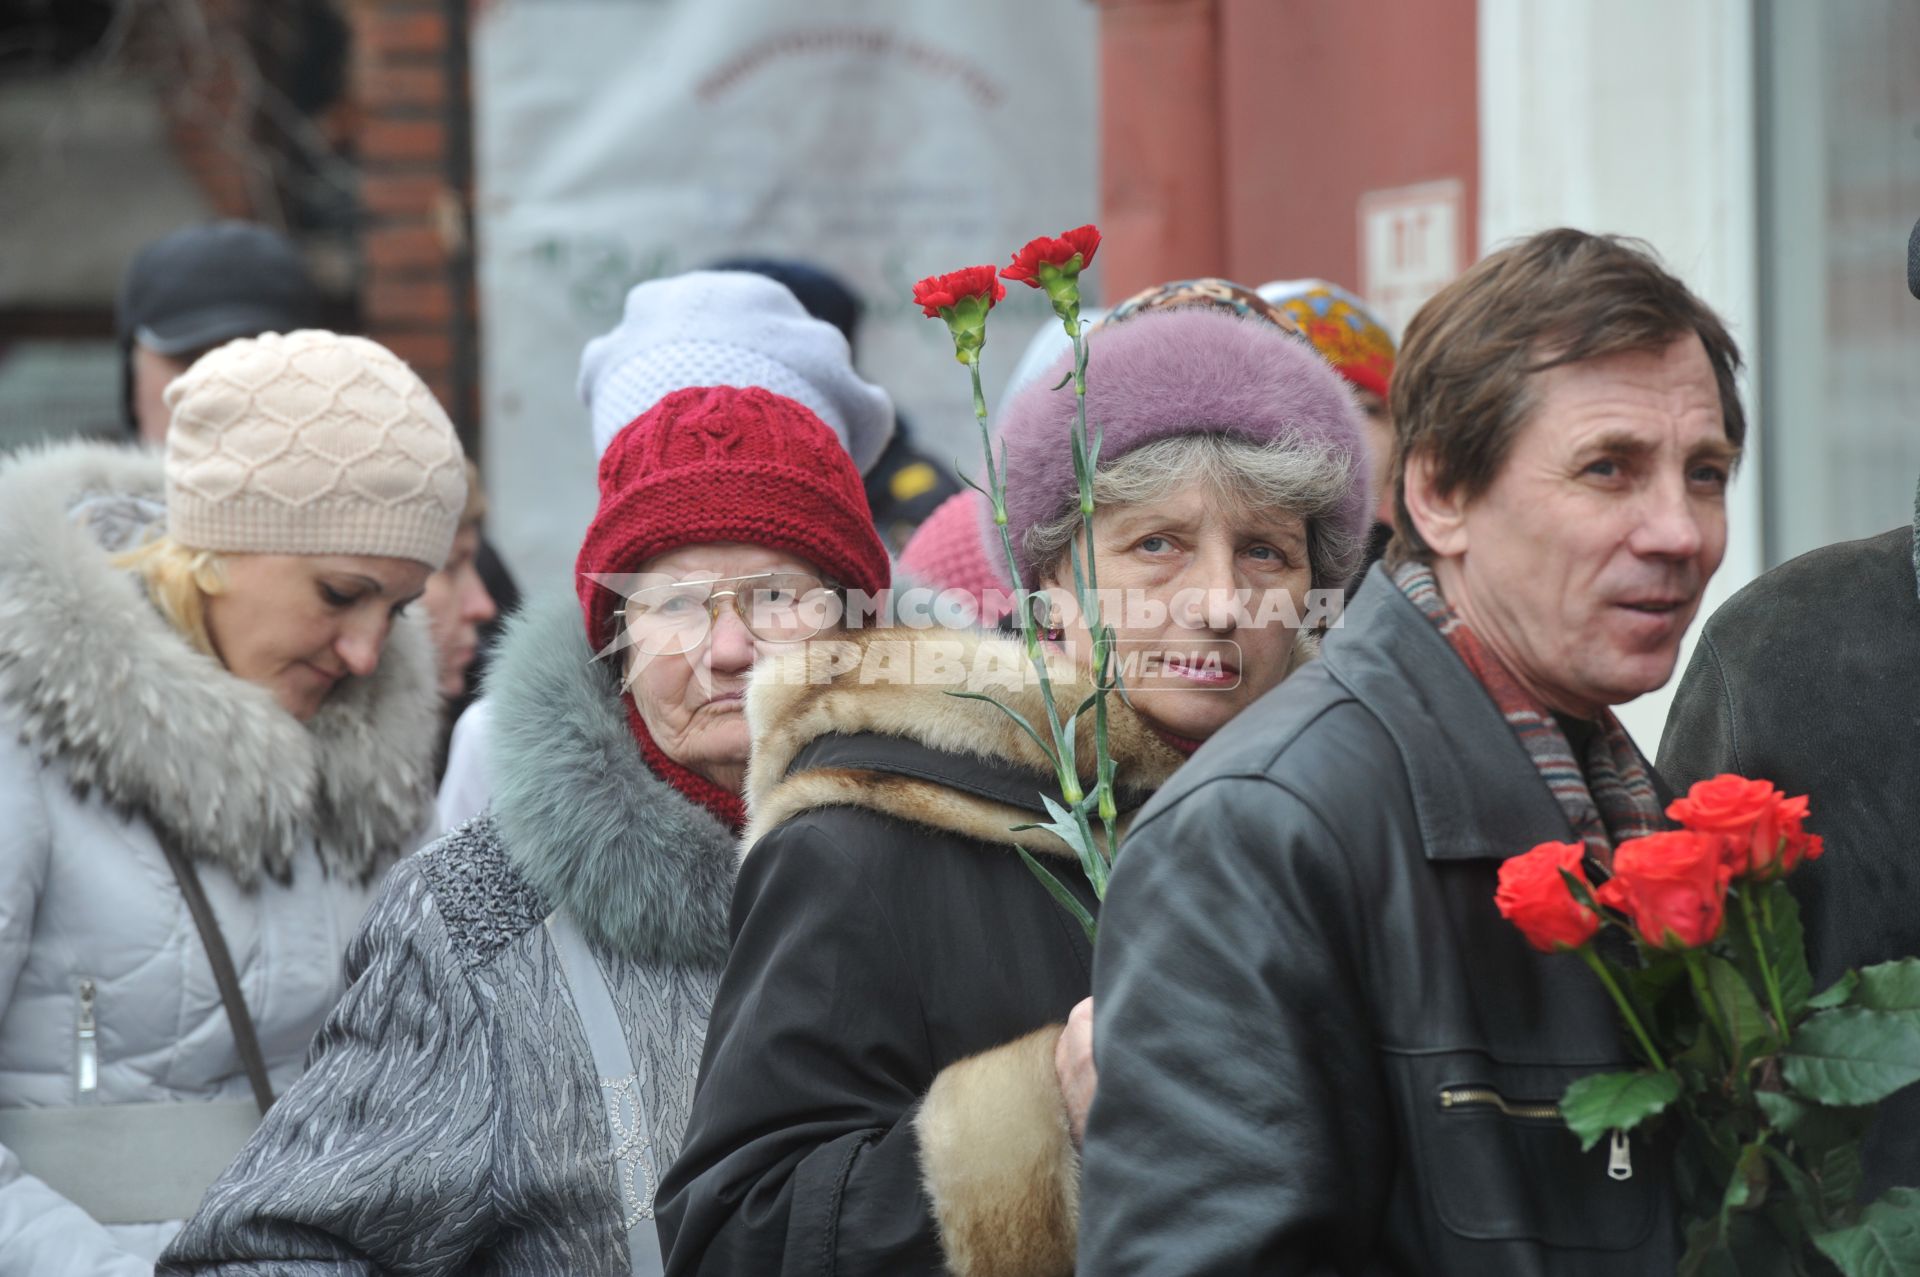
1393;561;1663;863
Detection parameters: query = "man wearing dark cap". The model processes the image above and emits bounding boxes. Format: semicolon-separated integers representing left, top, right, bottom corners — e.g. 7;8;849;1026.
116;221;326;446
706;254;961;550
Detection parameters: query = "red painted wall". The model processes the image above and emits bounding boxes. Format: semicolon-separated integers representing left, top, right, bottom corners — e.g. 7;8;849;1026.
1217;0;1478;291
1099;0;1478;300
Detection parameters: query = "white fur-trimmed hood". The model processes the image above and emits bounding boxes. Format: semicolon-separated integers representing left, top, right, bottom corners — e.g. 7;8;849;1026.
0;440;440;884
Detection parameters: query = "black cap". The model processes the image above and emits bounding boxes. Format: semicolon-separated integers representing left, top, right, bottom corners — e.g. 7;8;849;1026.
117;221;325;356
706;256;864;349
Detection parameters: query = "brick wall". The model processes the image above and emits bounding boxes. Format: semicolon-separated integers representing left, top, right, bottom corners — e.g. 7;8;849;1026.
152;0;271;221
345;0;475;441
141;0;477;443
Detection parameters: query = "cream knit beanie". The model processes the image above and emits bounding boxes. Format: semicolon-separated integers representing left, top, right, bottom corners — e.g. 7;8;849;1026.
164;330;467;569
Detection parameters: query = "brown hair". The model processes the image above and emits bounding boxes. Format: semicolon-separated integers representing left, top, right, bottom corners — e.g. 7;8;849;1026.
1387;228;1744;561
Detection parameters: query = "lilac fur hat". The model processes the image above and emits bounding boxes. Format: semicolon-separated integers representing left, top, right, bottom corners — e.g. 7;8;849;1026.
989;305;1372;590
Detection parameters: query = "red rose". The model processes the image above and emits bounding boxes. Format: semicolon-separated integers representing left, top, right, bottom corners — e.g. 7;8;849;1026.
1668;775;1819;879
1001;224;1102;287
1495;841;1601;952
912;266;1006;319
1596;831;1734;949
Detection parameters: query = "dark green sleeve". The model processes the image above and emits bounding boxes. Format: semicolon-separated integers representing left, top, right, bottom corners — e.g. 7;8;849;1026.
1657;629;1744;788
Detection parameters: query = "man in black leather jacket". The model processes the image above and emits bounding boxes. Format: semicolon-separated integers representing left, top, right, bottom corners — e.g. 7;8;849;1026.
1079;230;1749;1275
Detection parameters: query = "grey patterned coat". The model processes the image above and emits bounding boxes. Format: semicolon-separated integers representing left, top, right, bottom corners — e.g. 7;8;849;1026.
160;595;737;1275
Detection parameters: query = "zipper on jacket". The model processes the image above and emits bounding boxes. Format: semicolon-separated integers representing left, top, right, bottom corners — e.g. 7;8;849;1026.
1439;1086;1634;1181
1608;1127;1634;1181
74;977;98;1099
1437;1085;1561;1120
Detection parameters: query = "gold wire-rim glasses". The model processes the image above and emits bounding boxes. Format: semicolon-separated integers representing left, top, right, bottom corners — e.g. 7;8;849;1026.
613;571;841;656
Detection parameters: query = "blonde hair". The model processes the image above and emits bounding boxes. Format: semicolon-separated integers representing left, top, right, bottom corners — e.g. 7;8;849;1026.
114;535;228;659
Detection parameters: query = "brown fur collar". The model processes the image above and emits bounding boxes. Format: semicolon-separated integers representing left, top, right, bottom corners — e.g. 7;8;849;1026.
744;628;1212;858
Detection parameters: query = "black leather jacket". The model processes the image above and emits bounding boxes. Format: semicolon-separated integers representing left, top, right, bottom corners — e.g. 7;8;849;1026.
1079;565;1680;1276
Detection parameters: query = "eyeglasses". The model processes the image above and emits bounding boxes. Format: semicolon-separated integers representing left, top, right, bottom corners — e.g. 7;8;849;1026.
615;572;839;656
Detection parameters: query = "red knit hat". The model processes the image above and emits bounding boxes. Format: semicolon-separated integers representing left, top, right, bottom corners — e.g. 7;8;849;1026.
576;385;891;656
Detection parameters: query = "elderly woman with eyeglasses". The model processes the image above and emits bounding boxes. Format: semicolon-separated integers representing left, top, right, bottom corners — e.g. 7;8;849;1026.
161;384;891;1277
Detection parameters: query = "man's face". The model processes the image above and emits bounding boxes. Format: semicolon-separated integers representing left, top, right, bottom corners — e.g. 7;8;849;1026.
132;343;192;447
1417;335;1737;718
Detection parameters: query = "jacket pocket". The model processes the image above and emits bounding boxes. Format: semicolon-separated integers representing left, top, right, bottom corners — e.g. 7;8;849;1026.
1389;1049;1664;1252
73;976;98;1103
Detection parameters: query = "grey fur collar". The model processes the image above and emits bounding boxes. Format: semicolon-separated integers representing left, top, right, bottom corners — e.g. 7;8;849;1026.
485;594;735;969
0;440;440;885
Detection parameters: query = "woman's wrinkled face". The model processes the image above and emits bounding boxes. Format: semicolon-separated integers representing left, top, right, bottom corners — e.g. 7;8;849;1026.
620;542;831;796
422;523;498;698
206;554;432;722
1044;478;1311;743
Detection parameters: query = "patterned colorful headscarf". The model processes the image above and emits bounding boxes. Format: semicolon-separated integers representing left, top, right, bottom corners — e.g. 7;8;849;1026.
1257;278;1396;400
1097;277;1311;344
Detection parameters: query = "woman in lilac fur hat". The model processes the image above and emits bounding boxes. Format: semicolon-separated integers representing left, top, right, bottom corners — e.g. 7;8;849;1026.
659;288;1372;1277
995;289;1372;748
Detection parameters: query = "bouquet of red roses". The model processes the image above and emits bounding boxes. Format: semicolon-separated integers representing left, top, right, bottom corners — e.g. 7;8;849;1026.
1497;775;1920;1274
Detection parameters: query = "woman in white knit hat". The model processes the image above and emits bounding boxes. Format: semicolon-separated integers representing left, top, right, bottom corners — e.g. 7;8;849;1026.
0;329;464;1272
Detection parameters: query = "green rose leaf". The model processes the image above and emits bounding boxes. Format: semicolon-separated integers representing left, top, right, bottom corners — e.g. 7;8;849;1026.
1816;1143;1866;1219
1812;1187;1920;1276
1757;1090;1875;1155
1855;959;1920;1014
1809;971;1862;1012
1728;881;1813;1023
1559;1069;1682;1152
1783;1009;1920;1106
1706;954;1776;1056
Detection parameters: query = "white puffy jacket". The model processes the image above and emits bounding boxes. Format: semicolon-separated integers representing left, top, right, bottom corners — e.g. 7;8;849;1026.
0;442;441;1274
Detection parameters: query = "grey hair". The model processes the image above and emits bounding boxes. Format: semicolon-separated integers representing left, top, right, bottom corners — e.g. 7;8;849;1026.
1022;432;1362;590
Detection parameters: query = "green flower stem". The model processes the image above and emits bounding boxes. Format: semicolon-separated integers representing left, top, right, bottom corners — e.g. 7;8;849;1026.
1065;328;1117;867
1683;948;1736;1075
1738;886;1791;1041
1578;945;1668;1072
969;356;1069;771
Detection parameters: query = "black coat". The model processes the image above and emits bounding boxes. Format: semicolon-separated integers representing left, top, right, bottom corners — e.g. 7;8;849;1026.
1078;566;1680;1276
658;629;1194;1276
1659;519;1920;1194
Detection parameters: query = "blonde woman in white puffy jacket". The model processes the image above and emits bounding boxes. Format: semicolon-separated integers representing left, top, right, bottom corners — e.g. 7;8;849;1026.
0;330;463;1273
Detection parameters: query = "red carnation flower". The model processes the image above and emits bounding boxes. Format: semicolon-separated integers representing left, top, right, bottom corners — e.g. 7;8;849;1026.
1001;224;1102;287
912;266;1005;319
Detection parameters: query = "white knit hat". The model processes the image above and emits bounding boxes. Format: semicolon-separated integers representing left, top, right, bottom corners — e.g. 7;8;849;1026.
164;330;468;569
577;271;895;470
